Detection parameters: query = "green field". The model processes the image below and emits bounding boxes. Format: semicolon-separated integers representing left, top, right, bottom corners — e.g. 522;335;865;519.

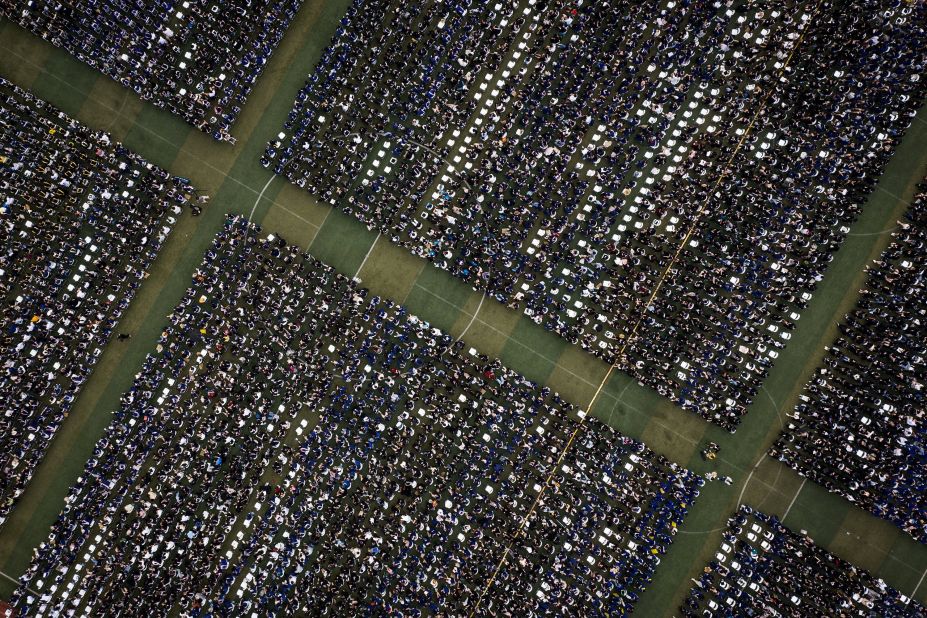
1;1;927;614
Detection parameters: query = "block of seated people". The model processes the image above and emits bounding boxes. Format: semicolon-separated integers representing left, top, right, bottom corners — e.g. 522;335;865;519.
1;0;304;142
770;180;927;543
9;216;703;616
682;506;925;616
0;77;195;527
263;0;927;431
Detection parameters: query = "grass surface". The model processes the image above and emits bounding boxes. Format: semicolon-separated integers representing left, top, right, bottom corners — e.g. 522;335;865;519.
1;3;927;614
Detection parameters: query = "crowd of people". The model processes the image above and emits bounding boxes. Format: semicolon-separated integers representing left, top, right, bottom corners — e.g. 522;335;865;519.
11;216;703;617
770;181;927;544
263;0;927;430
1;0;304;142
0;77;193;528
682;506;923;616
